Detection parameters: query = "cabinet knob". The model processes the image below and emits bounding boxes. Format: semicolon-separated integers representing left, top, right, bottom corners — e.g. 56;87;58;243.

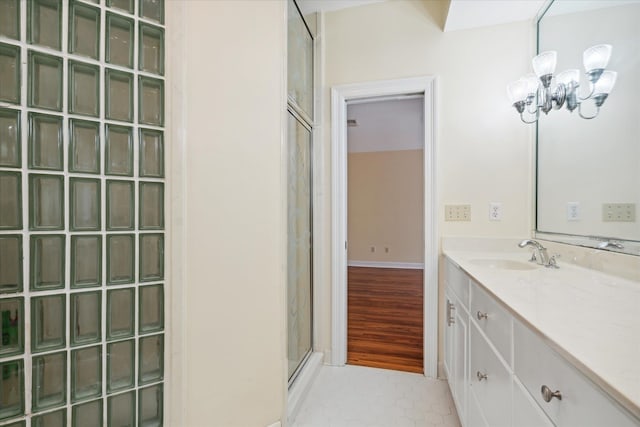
476;371;487;382
541;385;562;402
476;311;488;320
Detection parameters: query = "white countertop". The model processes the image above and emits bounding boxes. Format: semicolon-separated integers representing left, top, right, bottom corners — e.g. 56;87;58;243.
444;249;640;420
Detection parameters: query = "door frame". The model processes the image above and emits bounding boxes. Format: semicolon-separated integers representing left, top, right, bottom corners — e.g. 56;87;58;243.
330;76;438;378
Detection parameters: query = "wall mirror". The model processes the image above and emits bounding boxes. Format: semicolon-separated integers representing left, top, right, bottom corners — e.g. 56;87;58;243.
535;0;640;256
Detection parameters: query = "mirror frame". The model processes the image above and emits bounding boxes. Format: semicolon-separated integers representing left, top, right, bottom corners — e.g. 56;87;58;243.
533;0;640;256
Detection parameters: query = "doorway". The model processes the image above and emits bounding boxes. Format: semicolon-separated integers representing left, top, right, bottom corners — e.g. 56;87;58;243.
346;96;425;373
330;77;438;378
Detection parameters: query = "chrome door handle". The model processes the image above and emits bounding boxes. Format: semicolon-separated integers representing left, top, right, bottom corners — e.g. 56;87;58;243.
477;371;487;382
476;311;488;320
447;302;455;326
541;385;562;402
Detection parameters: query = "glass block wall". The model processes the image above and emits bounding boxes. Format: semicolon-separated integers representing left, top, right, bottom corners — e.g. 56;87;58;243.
0;0;165;425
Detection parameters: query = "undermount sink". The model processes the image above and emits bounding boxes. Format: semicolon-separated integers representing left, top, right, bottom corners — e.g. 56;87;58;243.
468;258;538;271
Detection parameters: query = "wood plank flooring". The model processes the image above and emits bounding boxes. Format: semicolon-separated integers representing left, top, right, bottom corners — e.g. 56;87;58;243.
347;266;424;373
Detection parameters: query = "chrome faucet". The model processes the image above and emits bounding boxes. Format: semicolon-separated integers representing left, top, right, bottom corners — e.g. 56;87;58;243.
518;239;551;266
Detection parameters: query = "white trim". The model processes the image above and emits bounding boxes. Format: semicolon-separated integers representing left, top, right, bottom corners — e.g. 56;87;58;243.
286;352;323;425
347;261;425;269
331;76;438;379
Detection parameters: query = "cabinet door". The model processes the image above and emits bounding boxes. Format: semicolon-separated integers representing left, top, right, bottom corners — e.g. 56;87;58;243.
444;293;454;381
453;304;468;425
513;376;555;427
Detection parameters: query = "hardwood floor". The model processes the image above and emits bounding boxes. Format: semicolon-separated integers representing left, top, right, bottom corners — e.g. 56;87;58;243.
347;266;424;373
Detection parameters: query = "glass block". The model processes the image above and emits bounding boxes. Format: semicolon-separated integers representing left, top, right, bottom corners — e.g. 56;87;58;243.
30;235;65;291
107;340;134;392
32;351;66;411
139;128;163;177
0;171;22;229
71;235;102;288
0;0;20;40
70;178;101;231
108;0;134;14
28;113;63;170
69;1;100;60
139;334;163;385
106;13;133;68
0;236;22;293
105;70;133;122
32;408;66;427
140;0;164;24
71;346;102;402
138;384;163;426
105;125;133;176
107;235;134;285
31;294;65;352
0;298;23;356
0;43;20;104
69;119;100;174
139;23;164;75
69;61;99;117
140;182;163;230
28;51;63;111
28;0;61;50
140;234;163;282
72;399;102;427
139;77;164;126
108;390;135;427
0;359;24;420
107;180;134;230
107;288;134;339
139;284;163;333
29;174;64;230
70;291;101;346
0;108;21;167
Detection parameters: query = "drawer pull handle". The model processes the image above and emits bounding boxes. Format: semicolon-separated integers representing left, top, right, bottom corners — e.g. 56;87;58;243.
447;302;455;326
541;385;562;402
476;371;487;382
476;311;488;320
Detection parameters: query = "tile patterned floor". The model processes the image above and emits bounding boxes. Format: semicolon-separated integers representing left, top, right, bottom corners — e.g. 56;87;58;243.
292;365;462;427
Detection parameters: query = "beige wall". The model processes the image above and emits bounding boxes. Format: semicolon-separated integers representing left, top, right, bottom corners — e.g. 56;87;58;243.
317;1;535;364
167;1;287;426
348;149;424;263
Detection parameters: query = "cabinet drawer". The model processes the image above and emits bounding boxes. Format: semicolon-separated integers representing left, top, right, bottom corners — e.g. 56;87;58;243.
470;281;512;366
467;386;489;427
446;258;469;309
513;376;555;427
514;320;639;427
469;322;511;427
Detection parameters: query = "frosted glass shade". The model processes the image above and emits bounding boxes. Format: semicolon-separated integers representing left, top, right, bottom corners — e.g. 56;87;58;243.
532;51;557;77
583;44;612;72
507;79;529;104
522;73;540;95
556;69;580;86
593;71;617;95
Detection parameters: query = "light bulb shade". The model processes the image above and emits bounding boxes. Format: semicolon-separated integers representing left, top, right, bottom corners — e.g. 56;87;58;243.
593;70;617;95
532;51;557;78
522;73;540;94
556;69;580;86
507;79;529;104
583;44;612;73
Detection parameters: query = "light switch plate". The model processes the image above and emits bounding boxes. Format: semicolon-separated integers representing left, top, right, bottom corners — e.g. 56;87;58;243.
602;203;636;222
445;204;471;222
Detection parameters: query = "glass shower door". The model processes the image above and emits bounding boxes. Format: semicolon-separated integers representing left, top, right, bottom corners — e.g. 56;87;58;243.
287;112;312;382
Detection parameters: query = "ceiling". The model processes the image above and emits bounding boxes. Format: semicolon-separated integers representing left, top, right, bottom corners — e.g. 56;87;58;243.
296;0;547;31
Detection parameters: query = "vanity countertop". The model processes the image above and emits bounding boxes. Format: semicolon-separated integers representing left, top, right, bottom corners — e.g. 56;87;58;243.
444;249;640;420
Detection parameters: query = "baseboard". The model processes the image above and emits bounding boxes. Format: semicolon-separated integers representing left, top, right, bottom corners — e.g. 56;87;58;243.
347;260;425;269
265;422;281;427
287;352;323;425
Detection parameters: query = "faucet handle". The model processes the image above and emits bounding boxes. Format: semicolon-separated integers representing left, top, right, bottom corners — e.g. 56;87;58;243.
546;254;560;269
528;252;537;263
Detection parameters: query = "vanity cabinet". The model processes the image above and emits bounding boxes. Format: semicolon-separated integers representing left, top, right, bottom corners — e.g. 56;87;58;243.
443;256;640;427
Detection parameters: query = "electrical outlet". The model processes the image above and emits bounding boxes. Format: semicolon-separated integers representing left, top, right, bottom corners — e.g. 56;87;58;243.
445;205;471;221
567;202;580;221
489;202;502;221
602;203;636;222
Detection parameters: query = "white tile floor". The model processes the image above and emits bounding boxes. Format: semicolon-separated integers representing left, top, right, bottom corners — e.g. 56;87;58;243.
292;365;462;427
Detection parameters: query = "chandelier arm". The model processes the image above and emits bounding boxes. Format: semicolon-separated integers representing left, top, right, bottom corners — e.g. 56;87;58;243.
520;111;539;124
578;83;596;101
577;103;600;120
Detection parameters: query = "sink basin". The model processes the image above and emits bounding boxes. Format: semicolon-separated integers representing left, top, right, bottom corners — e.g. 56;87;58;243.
468;258;537;271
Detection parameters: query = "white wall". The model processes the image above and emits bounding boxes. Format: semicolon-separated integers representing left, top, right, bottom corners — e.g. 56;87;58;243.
318;1;535;365
167;1;287;425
